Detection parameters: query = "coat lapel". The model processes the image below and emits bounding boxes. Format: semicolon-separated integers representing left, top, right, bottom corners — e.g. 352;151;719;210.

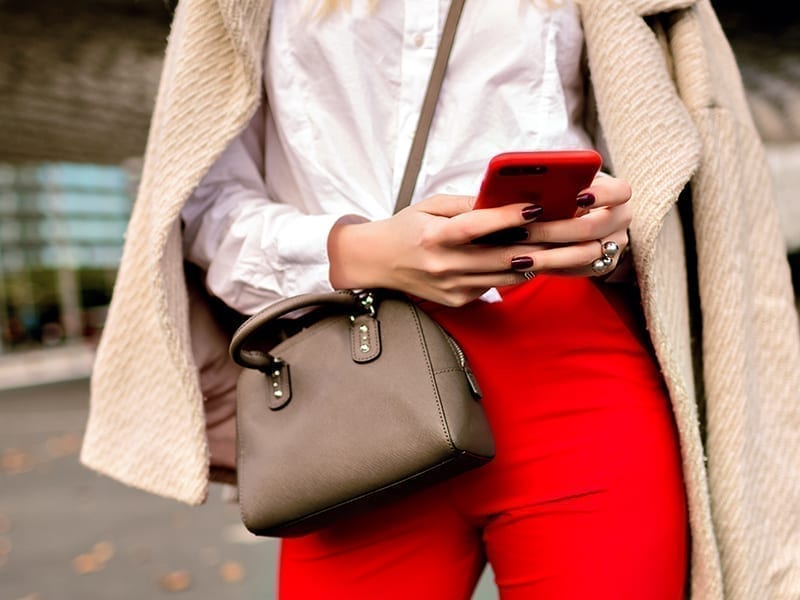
579;0;701;255
577;0;703;422
578;6;727;597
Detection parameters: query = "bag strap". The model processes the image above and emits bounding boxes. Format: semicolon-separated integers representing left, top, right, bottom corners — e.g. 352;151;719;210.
394;0;466;213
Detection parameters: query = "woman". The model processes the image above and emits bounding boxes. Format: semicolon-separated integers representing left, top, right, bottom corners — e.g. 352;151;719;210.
81;0;800;598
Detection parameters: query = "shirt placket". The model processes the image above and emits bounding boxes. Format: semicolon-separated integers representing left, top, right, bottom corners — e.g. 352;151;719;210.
390;0;440;204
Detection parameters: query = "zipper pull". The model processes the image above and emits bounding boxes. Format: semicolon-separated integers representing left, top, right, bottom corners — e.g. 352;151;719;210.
464;364;482;400
446;334;483;400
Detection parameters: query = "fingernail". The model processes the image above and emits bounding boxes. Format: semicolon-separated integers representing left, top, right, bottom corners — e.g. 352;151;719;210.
511;256;534;271
521;204;543;221
472;227;528;245
576;193;595;208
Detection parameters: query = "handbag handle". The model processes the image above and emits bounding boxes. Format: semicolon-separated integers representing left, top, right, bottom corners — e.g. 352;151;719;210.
230;290;368;369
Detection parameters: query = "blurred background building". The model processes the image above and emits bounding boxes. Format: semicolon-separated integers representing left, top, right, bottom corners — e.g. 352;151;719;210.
0;163;132;351
0;0;798;361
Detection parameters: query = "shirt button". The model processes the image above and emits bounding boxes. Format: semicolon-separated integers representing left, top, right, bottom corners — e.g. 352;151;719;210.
413;33;425;48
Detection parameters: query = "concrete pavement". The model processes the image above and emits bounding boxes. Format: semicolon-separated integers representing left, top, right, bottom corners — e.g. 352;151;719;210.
0;345;94;392
0;378;498;600
0;378;280;600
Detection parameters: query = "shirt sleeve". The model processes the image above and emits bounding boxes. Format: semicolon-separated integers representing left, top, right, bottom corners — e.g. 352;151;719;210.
180;104;359;315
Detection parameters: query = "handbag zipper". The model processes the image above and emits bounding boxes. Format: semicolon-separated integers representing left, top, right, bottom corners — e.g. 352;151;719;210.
361;289;482;399
443;332;482;399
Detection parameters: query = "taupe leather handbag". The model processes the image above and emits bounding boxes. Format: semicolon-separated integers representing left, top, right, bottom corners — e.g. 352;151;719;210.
228;0;495;538
230;288;493;537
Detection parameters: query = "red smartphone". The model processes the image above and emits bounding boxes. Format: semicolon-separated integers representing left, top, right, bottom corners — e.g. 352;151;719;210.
473;149;603;220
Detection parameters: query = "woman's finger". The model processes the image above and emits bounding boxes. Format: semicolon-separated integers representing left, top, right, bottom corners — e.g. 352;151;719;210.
434;202;544;246
509;228;630;277
525;203;632;246
410;269;543;306
581;172;632;209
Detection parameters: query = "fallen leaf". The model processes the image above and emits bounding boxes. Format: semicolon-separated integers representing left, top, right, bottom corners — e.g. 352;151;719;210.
92;541;115;563
44;437;64;458
44;433;82;458
159;570;192;592
61;433;82;453
71;553;105;575
220;560;245;583
70;540;115;575
1;449;35;474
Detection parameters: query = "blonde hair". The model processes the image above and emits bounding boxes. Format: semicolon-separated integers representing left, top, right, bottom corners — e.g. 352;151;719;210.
318;0;378;13
314;0;562;18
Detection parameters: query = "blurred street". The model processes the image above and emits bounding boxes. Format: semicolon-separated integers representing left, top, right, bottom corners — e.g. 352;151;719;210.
0;377;278;600
0;377;497;600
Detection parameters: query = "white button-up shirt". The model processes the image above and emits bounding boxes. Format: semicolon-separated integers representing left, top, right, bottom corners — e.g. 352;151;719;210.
181;0;593;314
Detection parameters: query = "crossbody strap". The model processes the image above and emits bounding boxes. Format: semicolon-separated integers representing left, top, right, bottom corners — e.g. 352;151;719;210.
394;0;466;213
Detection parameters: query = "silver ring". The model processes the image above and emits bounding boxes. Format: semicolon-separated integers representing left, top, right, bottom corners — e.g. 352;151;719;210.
601;240;620;259
591;256;613;274
522;270;536;281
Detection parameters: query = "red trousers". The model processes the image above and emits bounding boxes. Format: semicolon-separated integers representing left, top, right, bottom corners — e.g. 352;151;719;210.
279;277;688;599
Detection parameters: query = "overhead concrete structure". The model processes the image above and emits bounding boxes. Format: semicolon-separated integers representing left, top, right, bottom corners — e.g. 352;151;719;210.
0;0;171;165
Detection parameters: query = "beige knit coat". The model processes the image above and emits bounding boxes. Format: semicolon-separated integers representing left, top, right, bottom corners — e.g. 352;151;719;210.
81;0;800;597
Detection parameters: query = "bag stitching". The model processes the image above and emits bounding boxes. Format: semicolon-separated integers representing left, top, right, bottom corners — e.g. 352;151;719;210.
406;301;455;452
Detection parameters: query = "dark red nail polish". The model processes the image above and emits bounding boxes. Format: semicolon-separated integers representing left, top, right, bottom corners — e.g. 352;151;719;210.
511;256;534;271
576;193;595;208
521;204;543;221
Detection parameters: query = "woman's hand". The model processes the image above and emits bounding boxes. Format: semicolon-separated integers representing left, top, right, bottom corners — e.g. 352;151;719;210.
515;171;632;278
329;193;537;306
327;173;632;306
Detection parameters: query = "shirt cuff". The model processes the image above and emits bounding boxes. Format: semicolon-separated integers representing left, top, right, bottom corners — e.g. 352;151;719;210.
219;213;343;315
